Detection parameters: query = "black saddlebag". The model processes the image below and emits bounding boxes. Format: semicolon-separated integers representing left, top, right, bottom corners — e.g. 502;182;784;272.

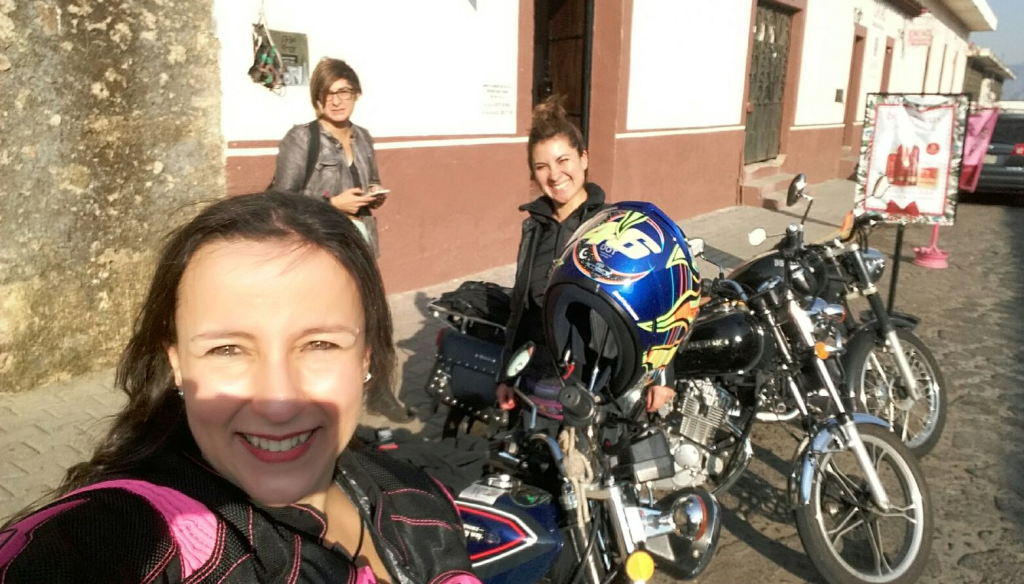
425;328;504;416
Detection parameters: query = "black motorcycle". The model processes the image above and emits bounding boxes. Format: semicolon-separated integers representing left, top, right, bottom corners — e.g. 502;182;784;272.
730;175;946;456
670;217;933;582
423;185;933;582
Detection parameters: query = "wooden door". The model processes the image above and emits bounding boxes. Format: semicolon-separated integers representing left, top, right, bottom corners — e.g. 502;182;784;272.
533;0;593;142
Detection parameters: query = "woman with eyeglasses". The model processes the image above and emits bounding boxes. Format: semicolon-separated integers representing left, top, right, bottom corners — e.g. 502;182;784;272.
272;57;412;423
272;58;386;254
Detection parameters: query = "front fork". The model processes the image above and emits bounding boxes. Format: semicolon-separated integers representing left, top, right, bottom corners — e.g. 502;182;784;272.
851;248;921;401
778;298;893;511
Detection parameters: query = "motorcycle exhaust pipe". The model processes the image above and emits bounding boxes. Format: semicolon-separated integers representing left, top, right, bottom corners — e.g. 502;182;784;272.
756;409;800;422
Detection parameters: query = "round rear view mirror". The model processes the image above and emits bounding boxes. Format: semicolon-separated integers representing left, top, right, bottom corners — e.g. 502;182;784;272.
748;228;767;246
787;173;807;207
505;342;535;379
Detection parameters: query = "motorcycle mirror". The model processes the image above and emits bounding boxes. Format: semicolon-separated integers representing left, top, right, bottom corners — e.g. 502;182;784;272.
786;173;808;207
688;238;705;256
505;342;535;379
748;228;767;246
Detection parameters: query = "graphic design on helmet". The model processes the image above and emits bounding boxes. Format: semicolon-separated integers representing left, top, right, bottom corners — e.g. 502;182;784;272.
573;211;664;285
638;265;701;334
545;202;702;398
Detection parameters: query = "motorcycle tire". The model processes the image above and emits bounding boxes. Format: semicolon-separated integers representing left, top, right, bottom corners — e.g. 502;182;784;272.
794;423;933;584
844;328;947;458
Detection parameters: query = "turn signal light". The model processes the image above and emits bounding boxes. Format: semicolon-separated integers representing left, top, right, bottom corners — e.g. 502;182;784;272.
625;550;656;582
814;342;830;360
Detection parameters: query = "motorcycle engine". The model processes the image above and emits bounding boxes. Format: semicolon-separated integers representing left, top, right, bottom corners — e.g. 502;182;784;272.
654;378;736;490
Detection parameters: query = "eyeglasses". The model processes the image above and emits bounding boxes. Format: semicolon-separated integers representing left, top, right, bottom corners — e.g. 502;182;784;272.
325;87;357;102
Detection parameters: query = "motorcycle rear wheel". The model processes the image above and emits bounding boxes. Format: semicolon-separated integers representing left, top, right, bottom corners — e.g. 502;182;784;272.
794;424;933;584
845;329;947;457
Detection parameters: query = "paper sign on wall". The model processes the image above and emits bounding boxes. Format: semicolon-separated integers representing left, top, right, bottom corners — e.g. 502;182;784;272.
855;94;969;226
906;29;933;46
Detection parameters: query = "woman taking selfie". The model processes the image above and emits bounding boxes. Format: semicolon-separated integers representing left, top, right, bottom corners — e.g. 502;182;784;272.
0;192;478;584
271;57;412;423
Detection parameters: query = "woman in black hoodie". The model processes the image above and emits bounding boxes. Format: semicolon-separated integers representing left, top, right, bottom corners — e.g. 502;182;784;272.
496;98;674;413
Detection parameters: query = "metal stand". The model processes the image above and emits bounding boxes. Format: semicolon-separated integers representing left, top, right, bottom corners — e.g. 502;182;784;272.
887;221;906;315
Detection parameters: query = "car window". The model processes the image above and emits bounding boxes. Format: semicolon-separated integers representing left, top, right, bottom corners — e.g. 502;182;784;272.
992;116;1024;144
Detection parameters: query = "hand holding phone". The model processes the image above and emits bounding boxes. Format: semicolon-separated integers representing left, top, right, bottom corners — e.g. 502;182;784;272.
366;186;389;210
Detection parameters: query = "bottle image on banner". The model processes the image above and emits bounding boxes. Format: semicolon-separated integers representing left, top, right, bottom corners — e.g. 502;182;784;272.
909;145;919;186
887;145;905;185
884;144;935;187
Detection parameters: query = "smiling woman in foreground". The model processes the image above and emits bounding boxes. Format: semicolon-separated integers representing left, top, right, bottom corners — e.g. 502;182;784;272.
0;192;478;583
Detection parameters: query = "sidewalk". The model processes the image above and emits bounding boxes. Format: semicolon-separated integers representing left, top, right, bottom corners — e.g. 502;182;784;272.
0;179;856;520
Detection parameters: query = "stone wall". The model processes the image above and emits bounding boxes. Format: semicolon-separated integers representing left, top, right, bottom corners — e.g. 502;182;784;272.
0;0;223;392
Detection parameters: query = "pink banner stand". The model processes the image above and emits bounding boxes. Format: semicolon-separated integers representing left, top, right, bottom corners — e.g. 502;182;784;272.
913;224;949;268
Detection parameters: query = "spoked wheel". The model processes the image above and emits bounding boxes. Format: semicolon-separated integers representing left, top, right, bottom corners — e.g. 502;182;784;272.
795;424;932;584
845;329;947;457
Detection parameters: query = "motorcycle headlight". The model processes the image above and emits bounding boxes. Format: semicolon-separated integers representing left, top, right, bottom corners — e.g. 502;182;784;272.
862;248;886;284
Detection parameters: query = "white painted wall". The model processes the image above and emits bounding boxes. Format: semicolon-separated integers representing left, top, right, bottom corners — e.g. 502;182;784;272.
852;0;911;120
214;0;519;142
793;0;855;126
796;0;973;127
922;37;969;93
891;43;929;93
626;0;751;131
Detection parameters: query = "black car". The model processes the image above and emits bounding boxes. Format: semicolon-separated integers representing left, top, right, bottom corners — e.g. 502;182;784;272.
976;111;1024;194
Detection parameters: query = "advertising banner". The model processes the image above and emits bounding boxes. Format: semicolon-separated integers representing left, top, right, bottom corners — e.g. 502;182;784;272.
958;109;999;193
856;94;969;225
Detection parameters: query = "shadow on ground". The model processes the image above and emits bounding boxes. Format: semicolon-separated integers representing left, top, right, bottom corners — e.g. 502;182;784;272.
392;291;449;437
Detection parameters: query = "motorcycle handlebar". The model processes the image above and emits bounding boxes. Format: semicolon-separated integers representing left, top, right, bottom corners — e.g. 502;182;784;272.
711;279;749;302
778;225;803;258
839;211;885;244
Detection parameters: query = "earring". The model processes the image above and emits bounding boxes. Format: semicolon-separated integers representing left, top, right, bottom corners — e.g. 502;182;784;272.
364;372;372;383
176;386;183;397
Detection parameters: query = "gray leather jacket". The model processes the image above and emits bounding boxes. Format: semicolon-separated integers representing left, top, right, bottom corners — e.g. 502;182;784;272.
271;121;380;211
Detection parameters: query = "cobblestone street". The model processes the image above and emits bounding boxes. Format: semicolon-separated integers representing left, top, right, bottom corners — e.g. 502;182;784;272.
659;194;1024;583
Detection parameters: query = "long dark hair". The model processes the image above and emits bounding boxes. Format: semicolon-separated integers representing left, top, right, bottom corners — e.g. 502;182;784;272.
527;95;587;179
57;191;395;495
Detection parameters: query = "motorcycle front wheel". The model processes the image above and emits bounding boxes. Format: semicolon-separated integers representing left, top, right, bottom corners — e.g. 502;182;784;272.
845;328;947;457
794;423;933;584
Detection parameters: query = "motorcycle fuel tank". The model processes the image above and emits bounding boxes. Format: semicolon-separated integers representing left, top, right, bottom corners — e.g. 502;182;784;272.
730;248;833;301
456;481;562;584
674;304;768;376
728;251;785;291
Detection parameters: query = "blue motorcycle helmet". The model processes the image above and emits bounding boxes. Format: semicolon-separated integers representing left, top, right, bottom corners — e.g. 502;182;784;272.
543;202;701;399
